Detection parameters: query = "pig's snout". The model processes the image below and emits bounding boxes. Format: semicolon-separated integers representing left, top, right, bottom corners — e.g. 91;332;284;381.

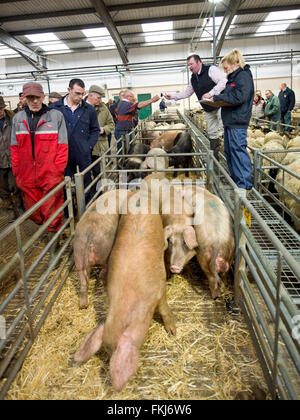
170;265;183;274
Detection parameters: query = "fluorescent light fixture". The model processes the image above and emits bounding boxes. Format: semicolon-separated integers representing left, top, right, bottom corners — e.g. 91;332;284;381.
26;33;58;42
82;28;110;37
142;21;173;43
89;38;116;48
256;10;300;33
144;33;173;43
142;21;173;32
212;16;223;26
267;10;300;21
39;43;70;52
0;46;20;56
82;28;115;48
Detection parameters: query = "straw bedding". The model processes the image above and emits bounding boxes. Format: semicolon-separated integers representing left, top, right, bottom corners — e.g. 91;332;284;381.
6;260;267;400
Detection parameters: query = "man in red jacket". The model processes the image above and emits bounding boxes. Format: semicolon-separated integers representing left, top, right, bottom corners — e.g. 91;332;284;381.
11;83;68;246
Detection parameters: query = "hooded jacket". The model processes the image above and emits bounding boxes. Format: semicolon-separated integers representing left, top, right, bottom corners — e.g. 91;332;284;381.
11;106;68;189
213;64;254;128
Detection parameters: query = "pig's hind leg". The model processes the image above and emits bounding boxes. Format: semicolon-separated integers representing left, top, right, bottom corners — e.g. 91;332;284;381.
74;324;104;362
157;291;176;336
109;333;139;391
79;269;89;309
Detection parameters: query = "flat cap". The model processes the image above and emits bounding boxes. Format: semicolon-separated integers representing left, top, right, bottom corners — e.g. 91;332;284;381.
49;91;62;99
89;84;105;96
23;82;44;97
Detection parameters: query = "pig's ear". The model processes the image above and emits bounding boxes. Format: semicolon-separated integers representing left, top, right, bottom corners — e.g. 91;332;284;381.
163;225;172;250
183;226;198;250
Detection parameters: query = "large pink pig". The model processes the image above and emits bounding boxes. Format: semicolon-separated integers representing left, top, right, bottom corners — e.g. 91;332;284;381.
164;185;235;299
74;190;176;391
73;189;129;309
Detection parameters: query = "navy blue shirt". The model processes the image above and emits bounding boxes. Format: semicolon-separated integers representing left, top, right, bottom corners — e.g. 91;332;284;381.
63;97;84;132
51;95;100;159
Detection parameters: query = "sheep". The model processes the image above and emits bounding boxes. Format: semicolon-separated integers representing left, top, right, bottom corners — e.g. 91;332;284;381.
287;136;300;150
247;136;265;149
253;129;264;139
276;160;300;232
140;148;169;177
150;130;182;150
281;152;300;167
262;140;286;165
170;123;186;130
264;131;282;144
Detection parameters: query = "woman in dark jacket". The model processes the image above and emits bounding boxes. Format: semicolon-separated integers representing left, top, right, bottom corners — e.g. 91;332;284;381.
211;49;254;193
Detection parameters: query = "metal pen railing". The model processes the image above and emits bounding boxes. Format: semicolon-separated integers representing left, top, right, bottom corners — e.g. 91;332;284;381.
0;176;75;399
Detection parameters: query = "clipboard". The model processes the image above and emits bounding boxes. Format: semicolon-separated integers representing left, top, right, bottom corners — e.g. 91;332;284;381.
200;100;233;107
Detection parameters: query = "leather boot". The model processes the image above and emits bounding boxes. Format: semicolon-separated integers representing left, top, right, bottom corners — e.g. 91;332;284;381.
209;138;220;160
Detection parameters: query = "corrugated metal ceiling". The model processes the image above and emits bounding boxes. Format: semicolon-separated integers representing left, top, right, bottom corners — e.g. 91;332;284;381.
0;0;299;60
0;0;92;16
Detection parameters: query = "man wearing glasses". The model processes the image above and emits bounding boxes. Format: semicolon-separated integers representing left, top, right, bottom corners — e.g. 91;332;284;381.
51;78;100;203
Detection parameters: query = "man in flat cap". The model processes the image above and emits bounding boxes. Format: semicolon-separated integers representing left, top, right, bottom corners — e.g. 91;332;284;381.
48;92;62;105
86;85;114;194
13;92;27;114
11;82;68;256
0;96;23;221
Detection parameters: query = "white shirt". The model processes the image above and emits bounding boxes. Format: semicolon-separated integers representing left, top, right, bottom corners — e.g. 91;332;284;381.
64;95;82;112
169;65;227;100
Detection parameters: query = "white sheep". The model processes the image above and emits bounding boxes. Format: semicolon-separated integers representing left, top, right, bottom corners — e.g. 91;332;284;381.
287;136;300;149
276;160;300;232
262;139;286;166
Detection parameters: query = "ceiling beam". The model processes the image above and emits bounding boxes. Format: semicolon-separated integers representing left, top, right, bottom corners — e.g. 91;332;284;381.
0;1;206;22
3;2;300;25
91;0;128;65
0;28;47;70
108;0;205;12
8;4;300;36
215;0;243;57
0;9;95;23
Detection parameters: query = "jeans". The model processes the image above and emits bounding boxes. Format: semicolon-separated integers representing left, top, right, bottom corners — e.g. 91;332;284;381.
224;127;253;190
281;111;292;132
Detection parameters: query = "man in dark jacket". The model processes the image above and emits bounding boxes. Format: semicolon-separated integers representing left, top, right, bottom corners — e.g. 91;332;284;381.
278;83;295;133
159;99;167;113
0;96;23;221
212;50;254;193
51;79;100;203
